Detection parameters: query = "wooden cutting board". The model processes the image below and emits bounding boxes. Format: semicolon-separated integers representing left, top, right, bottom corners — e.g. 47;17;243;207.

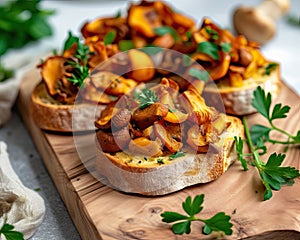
17;68;300;240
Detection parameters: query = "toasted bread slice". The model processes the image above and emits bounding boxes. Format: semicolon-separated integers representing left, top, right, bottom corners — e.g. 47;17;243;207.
203;63;281;115
30;82;103;132
95;115;244;195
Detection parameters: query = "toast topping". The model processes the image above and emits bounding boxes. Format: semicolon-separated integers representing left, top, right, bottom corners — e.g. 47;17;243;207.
95;77;229;164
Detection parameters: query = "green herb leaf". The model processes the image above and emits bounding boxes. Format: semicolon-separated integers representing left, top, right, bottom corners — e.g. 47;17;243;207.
185;31;192;41
63;31;79;53
161;194;233;236
104;30;116;46
234;136;248;170
252;86;271;119
182;195;204;216
261;153;300;200
250;124;271;144
202;212;233;236
0;222;24;240
286;14;300;27
220;42;231;53
271;103;290;120
172;221;191;234
0;0;54;57
67;61;89;87
169;151;185;159
264;63;278;75
292;131;300;142
154;26;180;42
157;158;164;164
115;9;122;18
188;68;210;82
197;42;219;60
161;212;189;223
119;40;135;51
136;88;158;109
205;27;219;40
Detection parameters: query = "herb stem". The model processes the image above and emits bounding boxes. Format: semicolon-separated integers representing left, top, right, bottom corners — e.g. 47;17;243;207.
268;138;297;145
270;121;295;139
243;116;263;173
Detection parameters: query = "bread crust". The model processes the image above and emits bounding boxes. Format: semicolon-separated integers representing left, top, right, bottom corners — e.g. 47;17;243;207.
30;82;104;132
95;115;244;195
203;63;281;115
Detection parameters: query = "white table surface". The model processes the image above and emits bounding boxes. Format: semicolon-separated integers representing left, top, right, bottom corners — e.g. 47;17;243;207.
1;1;300;239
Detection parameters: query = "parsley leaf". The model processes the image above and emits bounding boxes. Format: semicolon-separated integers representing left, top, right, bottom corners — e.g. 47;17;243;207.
136;88;158;109
197;42;220;60
251;86;299;145
205;27;219;40
252;86;271;119
119;40;135;51
154;26;180;42
250;124;271;144
0;221;24;240
161;194;233;236
220;42;232;53
62;31;79;53
188;68;210;82
104;30;116;46
264;63;278;75
261;153;300;200
271;103;290;120
234;136;248;170
202;212;233;235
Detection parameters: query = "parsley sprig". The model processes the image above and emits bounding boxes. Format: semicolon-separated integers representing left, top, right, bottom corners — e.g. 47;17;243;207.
235;86;300;200
0;219;24;240
250;86;300;145
135;88;158;109
161;194;233;236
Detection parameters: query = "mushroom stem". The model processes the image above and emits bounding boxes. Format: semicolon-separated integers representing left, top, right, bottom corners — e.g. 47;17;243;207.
257;0;290;20
233;0;290;45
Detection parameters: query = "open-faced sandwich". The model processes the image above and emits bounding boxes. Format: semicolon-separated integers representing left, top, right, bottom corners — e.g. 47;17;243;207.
30;31;156;132
31;0;281;133
94;76;244;195
80;0;280;115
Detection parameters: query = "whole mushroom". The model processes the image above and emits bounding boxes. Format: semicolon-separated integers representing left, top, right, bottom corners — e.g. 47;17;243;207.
232;0;290;45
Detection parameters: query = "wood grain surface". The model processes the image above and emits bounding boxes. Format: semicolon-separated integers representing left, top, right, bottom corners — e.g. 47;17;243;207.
17;68;300;240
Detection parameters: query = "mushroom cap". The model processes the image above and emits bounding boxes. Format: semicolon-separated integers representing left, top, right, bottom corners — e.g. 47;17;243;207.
233;6;276;45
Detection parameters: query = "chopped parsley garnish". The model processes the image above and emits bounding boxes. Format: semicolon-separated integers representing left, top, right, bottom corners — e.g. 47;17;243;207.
104;30;117;46
154;26;180;42
136;88;158;109
169;151;185;159
264;63;278;76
